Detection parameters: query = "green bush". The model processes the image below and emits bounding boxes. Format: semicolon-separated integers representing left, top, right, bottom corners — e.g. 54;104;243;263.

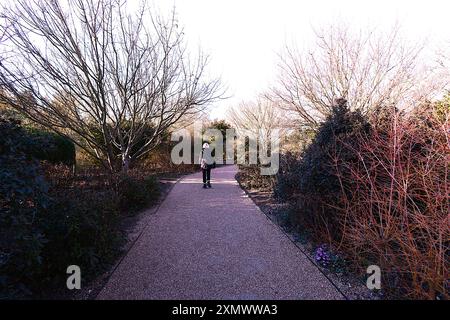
274;101;370;237
24;128;76;167
118;174;160;214
273;100;449;299
0;118;50;298
0;117;163;298
87;121;159;169
39;189;122;288
0;118;120;298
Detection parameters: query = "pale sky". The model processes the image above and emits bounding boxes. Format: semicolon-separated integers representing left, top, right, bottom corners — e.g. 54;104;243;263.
153;0;450;119
4;0;450;118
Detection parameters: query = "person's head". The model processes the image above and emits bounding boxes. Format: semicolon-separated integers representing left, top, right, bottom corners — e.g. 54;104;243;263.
202;142;210;149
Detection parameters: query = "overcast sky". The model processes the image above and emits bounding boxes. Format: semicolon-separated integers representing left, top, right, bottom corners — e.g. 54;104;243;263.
158;0;450;119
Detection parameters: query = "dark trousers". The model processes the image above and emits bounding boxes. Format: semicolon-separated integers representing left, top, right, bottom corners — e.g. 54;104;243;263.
202;167;211;184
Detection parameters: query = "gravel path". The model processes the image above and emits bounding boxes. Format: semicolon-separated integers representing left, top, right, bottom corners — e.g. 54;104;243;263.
97;165;343;300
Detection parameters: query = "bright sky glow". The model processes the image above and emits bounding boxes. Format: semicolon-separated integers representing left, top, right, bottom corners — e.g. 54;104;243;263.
7;0;448;119
154;0;450;119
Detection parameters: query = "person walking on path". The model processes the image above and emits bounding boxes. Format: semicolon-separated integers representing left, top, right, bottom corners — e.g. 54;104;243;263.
199;142;214;189
97;165;343;300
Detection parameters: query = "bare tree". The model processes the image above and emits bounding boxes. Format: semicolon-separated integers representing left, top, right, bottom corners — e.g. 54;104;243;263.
436;41;450;90
0;0;222;172
227;96;288;149
271;24;443;129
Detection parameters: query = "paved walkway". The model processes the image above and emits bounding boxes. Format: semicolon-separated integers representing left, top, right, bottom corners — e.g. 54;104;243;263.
98;165;343;300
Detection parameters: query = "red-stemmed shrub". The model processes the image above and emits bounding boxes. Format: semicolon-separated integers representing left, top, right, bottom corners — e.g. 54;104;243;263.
276;100;449;299
330;103;449;299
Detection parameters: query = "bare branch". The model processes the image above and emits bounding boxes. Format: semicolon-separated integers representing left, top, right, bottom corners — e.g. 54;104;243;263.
270;23;445;129
0;0;223;172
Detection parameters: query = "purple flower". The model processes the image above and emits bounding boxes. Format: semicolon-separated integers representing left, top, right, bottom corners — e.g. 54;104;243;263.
315;244;331;267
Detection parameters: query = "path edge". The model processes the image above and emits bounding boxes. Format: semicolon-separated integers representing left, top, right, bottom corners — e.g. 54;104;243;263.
93;172;190;300
234;172;348;300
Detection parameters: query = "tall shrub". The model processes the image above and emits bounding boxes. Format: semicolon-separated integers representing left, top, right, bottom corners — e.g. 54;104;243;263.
331;103;449;299
276;100;449;299
275;100;370;239
0;118;49;298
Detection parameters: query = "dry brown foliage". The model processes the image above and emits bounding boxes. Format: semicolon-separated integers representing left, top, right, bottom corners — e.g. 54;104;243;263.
329;103;449;299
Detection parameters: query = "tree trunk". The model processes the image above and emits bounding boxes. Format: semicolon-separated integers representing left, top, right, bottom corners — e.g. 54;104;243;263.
121;155;130;174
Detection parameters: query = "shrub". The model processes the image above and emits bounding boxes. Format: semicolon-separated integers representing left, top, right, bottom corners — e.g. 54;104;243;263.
1;118;128;298
236;164;276;191
87;121;159;170
331;103;449;299
0;118;50;298
275;100;449;299
141;139;197;174
117;174;160;214
40;187;122;288
274;101;370;237
25;128;76;167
